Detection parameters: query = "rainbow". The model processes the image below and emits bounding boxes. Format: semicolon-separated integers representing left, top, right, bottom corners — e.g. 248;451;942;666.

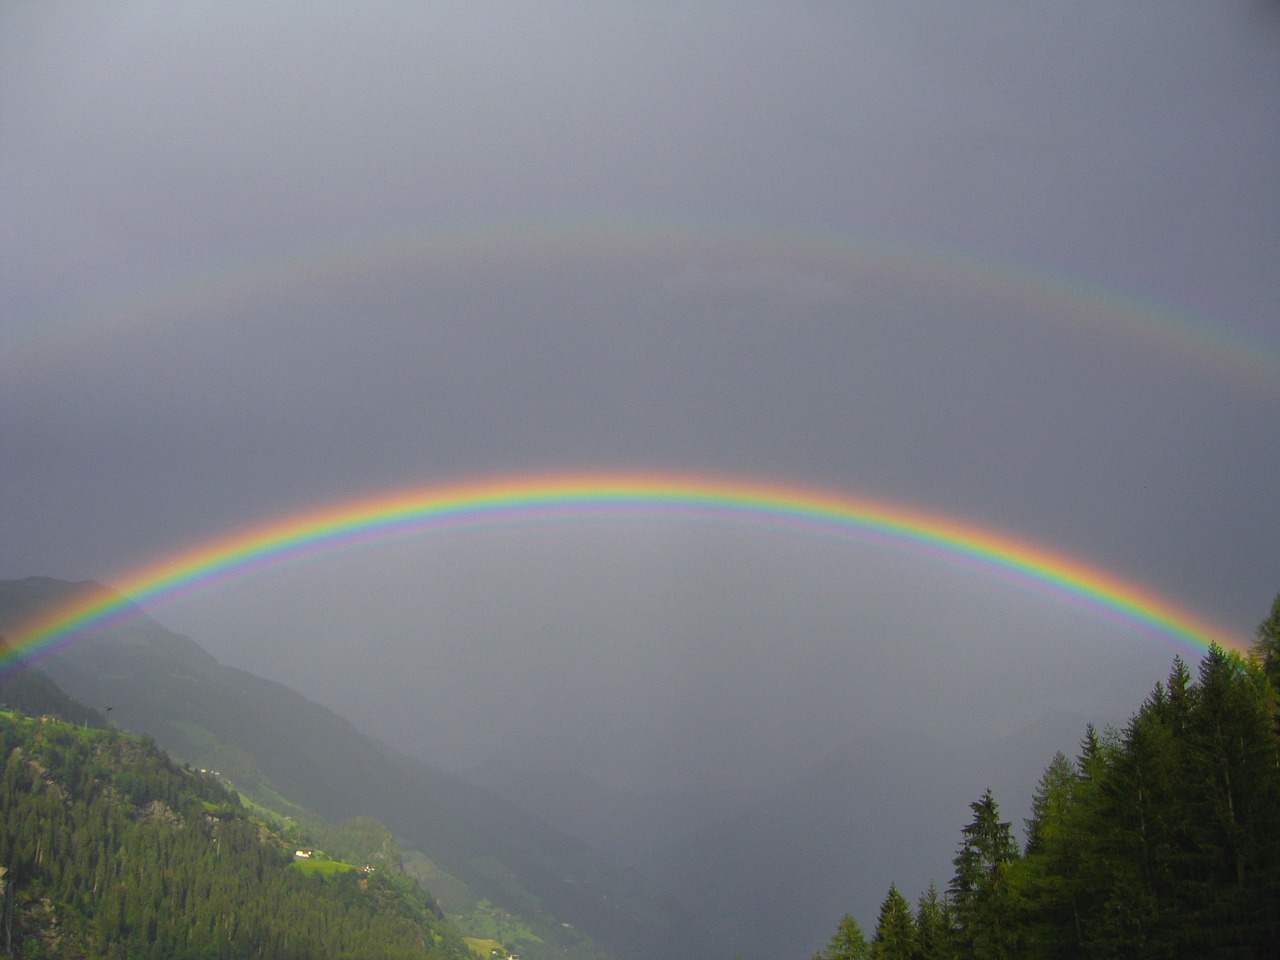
0;472;1249;681
9;218;1278;394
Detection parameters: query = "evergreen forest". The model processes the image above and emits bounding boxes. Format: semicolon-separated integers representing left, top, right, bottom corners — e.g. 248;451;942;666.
0;699;471;960
813;593;1280;959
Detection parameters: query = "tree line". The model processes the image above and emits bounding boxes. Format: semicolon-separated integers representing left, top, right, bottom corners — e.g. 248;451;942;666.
814;593;1280;960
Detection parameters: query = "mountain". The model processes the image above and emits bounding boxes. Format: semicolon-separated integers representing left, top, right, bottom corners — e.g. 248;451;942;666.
0;697;471;960
0;577;710;960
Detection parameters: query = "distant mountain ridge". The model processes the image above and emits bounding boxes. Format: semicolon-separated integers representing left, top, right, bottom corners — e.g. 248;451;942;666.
472;705;1094;959
0;577;710;960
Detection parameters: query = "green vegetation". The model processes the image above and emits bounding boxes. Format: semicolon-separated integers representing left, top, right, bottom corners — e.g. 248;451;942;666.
455;899;545;954
291;852;362;877
462;937;505;958
0;576;695;960
0;707;472;960
13;577;1279;959
816;592;1280;959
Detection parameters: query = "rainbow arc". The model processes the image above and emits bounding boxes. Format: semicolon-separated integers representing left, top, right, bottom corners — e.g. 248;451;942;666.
9;220;1278;393
0;472;1249;681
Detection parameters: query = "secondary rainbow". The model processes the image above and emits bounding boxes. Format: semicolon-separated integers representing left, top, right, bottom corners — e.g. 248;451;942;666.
9;218;1278;394
0;472;1249;680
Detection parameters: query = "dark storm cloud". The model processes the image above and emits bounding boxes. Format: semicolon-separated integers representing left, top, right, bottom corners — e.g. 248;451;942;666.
2;3;1278;954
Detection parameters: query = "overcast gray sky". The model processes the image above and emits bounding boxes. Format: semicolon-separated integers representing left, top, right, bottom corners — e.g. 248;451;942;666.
3;2;1279;954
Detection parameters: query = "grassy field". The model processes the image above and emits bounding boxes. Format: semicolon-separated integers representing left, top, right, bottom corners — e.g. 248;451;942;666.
463;937;504;958
291;853;361;877
454;899;543;952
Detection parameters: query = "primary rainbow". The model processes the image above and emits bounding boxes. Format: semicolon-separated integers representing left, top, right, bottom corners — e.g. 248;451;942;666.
0;471;1249;680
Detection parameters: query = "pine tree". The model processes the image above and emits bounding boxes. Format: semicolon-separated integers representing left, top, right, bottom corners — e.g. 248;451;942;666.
1254;592;1280;676
1012;752;1087;958
810;593;1280;959
813;912;871;960
1180;645;1280;951
949;789;1018;959
1254;592;1280;743
870;882;917;959
1022;752;1077;858
913;881;952;960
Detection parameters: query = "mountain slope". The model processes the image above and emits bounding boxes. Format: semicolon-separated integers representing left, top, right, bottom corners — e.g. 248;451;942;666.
0;700;471;960
0;577;709;960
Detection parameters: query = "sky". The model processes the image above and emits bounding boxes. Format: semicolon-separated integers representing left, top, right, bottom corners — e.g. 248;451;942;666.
2;1;1279;953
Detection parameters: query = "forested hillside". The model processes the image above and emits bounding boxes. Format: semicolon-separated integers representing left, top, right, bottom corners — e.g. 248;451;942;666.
814;594;1280;959
0;577;700;960
0;703;472;960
